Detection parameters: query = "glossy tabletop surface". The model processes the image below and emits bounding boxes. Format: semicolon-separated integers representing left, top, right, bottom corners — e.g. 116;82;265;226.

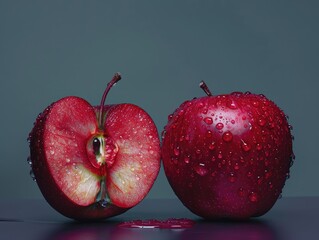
1;197;318;240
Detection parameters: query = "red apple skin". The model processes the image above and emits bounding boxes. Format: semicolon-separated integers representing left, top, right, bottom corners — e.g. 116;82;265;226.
29;97;161;221
162;92;294;219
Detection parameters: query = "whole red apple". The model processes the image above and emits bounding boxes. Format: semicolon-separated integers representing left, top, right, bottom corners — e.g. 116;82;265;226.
162;81;294;219
28;73;161;220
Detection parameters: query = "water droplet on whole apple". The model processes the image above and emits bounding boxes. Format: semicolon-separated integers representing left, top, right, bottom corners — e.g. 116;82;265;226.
27;156;32;165
208;142;216;150
285;172;290;180
184;155;191;164
231;91;243;97
161;130;166;140
252;101;260;107
29;169;36;182
194;164;208;176
249;192;259;203
257;176;263;185
268;182;273;189
228;172;237;183
264;170;271;179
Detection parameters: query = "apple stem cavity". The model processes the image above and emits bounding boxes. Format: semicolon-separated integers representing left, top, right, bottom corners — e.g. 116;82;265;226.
199;81;212;96
98;72;122;128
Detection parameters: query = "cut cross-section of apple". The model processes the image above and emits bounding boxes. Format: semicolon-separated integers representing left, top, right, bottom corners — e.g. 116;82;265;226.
28;73;161;220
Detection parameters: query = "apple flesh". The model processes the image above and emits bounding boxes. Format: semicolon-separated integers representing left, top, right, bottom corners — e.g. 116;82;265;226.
28;73;161;220
162;81;294;219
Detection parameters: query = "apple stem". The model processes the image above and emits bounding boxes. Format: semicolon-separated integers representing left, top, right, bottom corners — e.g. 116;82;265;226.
199;81;212;96
98;72;122;128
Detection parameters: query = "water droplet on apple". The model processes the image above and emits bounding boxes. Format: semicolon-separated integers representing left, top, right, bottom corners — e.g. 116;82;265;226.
256;143;263;151
228;172;237;183
203;117;213;125
217;152;223;159
216;123;224;130
194;164;208;176
27;156;32;165
241;140;251;152
184;155;190;164
29;169;36;182
174;147;180;156
168;114;173;121
99;199;109;208
222;131;233;142
265;151;270;157
231;91;243;97
206;130;212;138
231;119;236;124
257;176;263;185
161;130;166;140
245;91;252;95
249;192;259;202
196;149;201;155
264;170;271;179
211;171;217;177
286;172;290;180
50;150;55;155
234;162;240;170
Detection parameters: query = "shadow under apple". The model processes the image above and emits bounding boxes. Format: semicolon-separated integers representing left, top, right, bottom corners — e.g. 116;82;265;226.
177;218;279;240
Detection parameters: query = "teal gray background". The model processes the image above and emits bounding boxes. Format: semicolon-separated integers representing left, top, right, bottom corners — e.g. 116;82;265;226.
1;0;318;200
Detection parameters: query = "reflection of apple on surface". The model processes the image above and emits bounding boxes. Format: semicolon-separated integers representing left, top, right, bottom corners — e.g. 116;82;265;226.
28;73;161;220
162;81;294;219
